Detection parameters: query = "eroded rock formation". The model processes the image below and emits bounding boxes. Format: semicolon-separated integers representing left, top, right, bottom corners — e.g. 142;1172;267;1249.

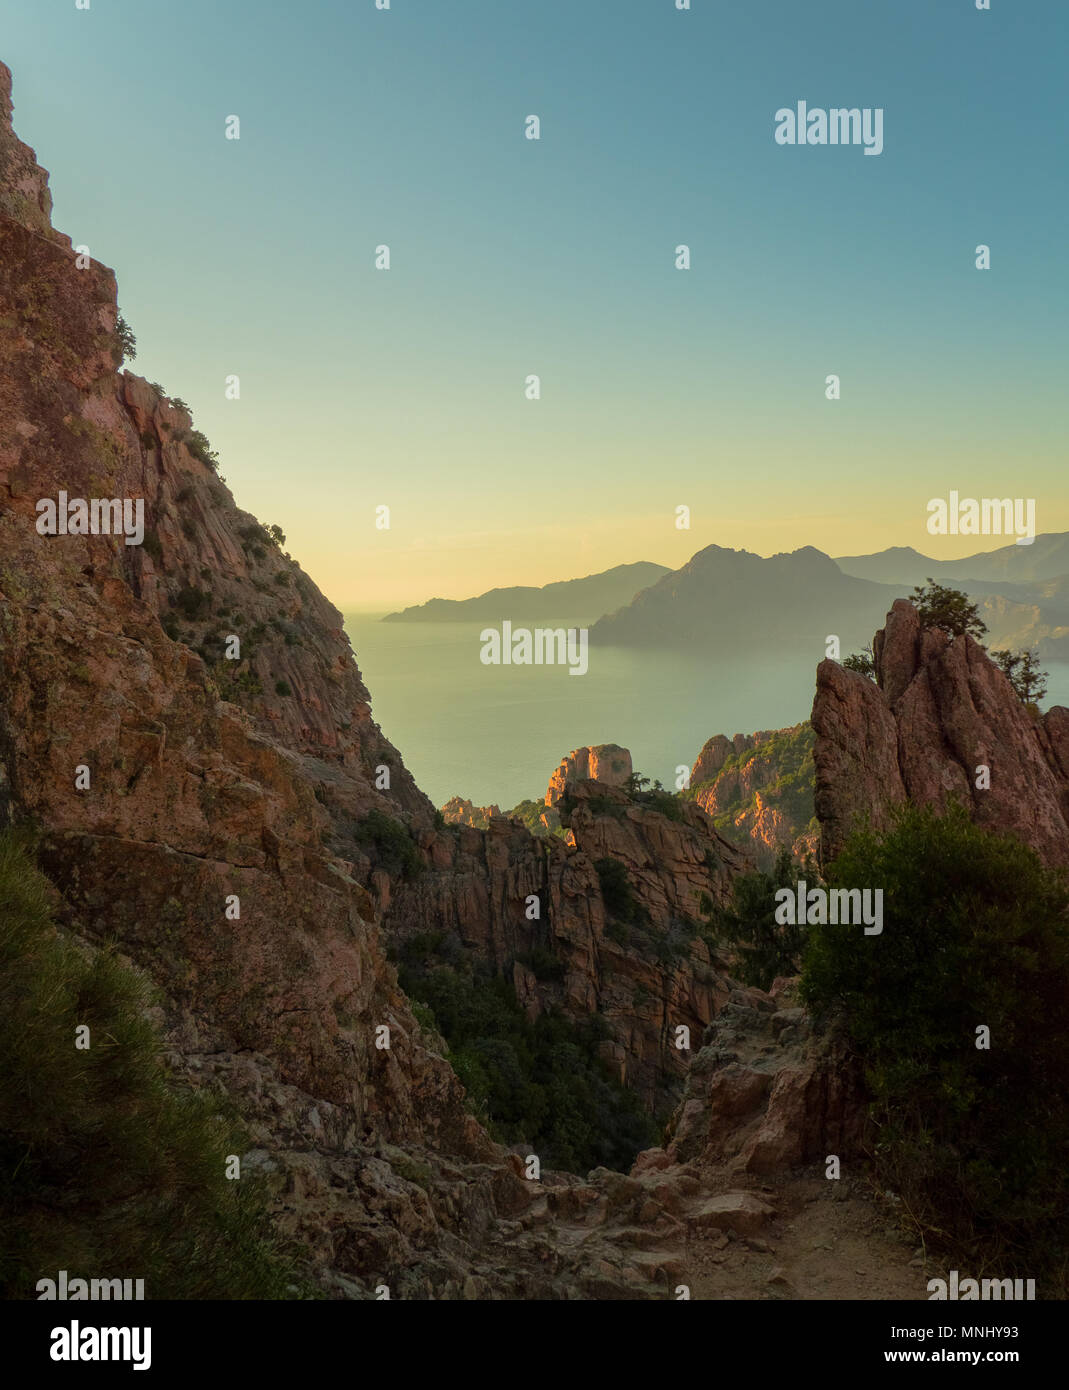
545;743;633;806
665;979;866;1176
812;598;1069;866
689;725;818;869
387;774;749;1108
439;795;501;829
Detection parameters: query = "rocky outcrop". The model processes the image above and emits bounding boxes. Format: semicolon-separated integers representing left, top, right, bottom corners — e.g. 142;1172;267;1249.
691;733;753;787
386;777;749;1108
545;743;633;806
813;598;1069;866
689;725;818;869
664;979;867;1177
440;795;501;829
0;63;61;239
562;779;746;932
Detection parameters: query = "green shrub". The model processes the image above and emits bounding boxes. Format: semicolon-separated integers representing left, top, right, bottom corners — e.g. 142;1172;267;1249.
115;311;136;364
517;945;565;983
626;776;686;822
410;1001;438;1034
185;430;219;473
801;802;1069;1282
991;648;1048;705
640;787;686;822
594;858;642;924
353;810;423;881
226;668;263;701
174;585;210;621
274;680;292;698
909;581;987;641
842;647;876;679
0;831;300;1299
396;942;655;1172
704;848;807;989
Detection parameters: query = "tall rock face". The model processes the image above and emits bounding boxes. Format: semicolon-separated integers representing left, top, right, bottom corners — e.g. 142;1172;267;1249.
1;58;712;1300
691;732;771;787
0;59;770;1298
0;56;516;1294
812;598;1069;866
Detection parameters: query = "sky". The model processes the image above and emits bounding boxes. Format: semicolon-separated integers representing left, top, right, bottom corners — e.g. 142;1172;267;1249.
2;0;1066;608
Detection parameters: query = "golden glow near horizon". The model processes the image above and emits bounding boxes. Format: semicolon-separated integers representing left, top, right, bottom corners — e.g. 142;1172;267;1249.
220;408;1067;613
279;504;1066;613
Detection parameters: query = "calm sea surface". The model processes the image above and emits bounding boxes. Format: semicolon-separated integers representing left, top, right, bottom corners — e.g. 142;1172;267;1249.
343;616;1069;811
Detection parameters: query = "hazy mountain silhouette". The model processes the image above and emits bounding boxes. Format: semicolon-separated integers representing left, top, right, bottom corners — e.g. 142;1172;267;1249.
834;535;1069;657
836;533;1069;587
385;534;1069;659
590;545;898;651
382;561;670;624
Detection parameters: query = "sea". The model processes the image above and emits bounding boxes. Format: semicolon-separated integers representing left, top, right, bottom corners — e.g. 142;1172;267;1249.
343;615;1069;812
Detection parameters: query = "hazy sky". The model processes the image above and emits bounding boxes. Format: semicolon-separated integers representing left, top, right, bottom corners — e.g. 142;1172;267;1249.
2;0;1066;607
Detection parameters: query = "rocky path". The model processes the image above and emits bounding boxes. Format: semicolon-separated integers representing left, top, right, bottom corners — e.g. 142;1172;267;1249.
513;1161;926;1301
680;1170;924;1301
492;974;932;1301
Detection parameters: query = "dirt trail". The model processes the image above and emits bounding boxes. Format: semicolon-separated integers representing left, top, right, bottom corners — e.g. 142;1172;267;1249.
679;1170;927;1300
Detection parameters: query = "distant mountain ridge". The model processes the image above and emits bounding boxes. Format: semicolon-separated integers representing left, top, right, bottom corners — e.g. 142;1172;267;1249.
382;562;670;623
835;533;1069;586
590;544;899;651
835;534;1069;658
386;534;1069;659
